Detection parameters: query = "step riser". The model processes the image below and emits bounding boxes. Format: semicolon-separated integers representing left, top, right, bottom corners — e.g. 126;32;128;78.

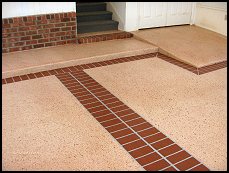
77;23;118;34
77;14;112;23
77;4;106;13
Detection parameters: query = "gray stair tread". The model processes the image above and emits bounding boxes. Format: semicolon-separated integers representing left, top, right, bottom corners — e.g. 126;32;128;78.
77;2;106;6
77;11;112;16
78;20;118;27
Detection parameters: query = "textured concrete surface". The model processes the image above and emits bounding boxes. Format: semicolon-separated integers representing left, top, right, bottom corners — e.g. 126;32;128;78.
2;76;143;171
85;58;227;171
2;38;158;78
77;30;123;37
132;25;227;68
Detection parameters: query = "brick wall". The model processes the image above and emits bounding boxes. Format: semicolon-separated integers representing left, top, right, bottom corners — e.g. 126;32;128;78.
2;12;77;53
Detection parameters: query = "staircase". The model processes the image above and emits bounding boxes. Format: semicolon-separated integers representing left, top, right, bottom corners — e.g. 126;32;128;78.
76;2;119;34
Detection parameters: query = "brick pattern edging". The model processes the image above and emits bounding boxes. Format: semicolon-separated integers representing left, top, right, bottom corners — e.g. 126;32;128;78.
2;53;156;85
3;52;225;170
157;53;227;75
77;31;133;44
55;70;209;171
2;12;77;53
2;52;227;85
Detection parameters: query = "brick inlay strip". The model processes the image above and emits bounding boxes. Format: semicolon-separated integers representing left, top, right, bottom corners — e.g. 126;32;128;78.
54;70;209;171
2;52;226;85
2;52;156;85
157;52;227;75
2;51;221;170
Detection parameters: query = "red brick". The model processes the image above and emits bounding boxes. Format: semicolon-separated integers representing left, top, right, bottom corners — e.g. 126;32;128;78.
21;36;31;41
9;47;21;52
14;42;25;46
38;38;49;43
33;44;44;49
22;45;33;50
144;159;170;171
26;40;38;45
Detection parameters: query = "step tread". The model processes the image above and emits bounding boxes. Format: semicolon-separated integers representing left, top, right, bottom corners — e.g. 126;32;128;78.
77;2;106;6
77;11;112;16
78;20;119;27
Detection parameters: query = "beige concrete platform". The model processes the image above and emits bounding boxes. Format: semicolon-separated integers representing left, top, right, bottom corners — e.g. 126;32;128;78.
85;58;227;171
2;38;158;79
77;30;123;37
2;76;143;171
132;25;227;68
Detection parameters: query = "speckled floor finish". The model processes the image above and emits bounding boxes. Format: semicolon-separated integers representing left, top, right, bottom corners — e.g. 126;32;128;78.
2;26;227;171
85;58;227;171
132;25;227;67
2;76;143;171
2;38;158;78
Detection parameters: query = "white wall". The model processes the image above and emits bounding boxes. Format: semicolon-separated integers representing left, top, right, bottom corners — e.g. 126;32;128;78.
125;2;139;31
2;2;76;18
106;2;139;31
194;2;227;36
106;2;126;31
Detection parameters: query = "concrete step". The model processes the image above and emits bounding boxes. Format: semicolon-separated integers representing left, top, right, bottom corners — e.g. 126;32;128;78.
77;2;106;13
2;38;158;78
77;11;112;22
77;20;118;34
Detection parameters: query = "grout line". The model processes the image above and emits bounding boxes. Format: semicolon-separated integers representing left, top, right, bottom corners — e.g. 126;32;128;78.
142;157;164;167
94;113;113;119
89;108;109;114
82;100;100;106
106;100;122;105
130;121;147;128
159;165;173;171
116;132;135;140
87;104;105;110
118;112;136;118
135;151;156;160
142;131;161;139
124;116;142;123
99;117;119;124
149;137;168;145
157;143;176;151
121;139;141;146
137;126;154;133
92;90;109;95
164;149;183;158
185;163;202;171
113;108;131;114
173;156;193;166
104;122;124;129
69;72;179;171
110;127;129;134
128;144;148;153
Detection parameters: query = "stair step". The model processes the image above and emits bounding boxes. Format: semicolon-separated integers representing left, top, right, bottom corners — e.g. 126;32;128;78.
77;11;112;22
77;2;106;13
77;20;119;34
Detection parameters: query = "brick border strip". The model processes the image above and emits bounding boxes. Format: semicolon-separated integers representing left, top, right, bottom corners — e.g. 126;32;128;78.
55;70;209;171
2;52;227;85
77;31;133;44
2;53;156;85
157;52;227;75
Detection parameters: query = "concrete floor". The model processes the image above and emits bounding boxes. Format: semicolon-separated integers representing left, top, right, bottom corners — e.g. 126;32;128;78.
2;76;143;171
2;38;158;78
2;25;227;171
85;58;227;171
132;25;227;68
